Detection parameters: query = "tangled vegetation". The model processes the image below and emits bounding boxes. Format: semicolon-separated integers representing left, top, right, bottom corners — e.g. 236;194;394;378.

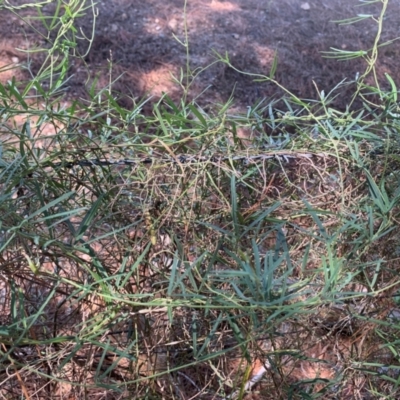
1;0;400;399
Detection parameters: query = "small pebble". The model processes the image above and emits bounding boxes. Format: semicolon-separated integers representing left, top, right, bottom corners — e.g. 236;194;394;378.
232;33;239;40
11;57;19;63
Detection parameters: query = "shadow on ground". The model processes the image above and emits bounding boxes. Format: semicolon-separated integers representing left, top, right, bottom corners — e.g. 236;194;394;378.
1;0;400;110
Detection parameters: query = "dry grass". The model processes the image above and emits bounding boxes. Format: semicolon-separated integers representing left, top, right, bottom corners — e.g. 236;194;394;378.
1;1;400;399
1;100;400;399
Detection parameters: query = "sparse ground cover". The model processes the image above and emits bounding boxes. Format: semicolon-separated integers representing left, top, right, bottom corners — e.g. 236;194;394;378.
1;0;400;399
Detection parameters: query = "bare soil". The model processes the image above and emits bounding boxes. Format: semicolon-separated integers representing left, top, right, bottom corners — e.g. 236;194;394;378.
1;0;400;111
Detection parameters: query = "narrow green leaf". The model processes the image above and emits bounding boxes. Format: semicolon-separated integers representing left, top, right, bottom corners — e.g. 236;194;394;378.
385;73;398;103
26;191;76;220
75;194;105;241
8;78;28;110
188;104;207;127
269;50;278;79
